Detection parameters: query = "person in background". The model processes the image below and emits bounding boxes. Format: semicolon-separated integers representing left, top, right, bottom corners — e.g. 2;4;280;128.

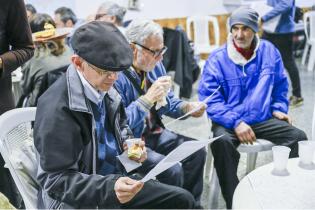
19;13;72;107
114;19;206;207
25;3;37;22
34;21;197;209
95;1;127;34
198;7;307;209
54;7;85;46
261;0;303;107
0;0;34;207
54;7;78;28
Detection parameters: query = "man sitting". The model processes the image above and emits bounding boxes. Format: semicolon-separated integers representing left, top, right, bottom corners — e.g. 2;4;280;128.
114;19;206;205
198;7;307;209
34;21;197;209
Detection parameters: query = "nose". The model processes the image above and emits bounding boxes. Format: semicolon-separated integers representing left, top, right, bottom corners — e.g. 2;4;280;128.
107;71;118;80
155;53;163;61
236;29;244;38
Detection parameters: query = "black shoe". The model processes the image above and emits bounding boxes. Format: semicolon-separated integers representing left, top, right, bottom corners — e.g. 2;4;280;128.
289;96;304;107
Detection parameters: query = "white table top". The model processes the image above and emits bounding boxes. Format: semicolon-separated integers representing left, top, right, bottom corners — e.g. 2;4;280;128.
233;158;315;209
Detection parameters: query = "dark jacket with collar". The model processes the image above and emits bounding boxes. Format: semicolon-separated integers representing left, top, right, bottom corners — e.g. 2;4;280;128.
0;0;34;114
34;65;132;209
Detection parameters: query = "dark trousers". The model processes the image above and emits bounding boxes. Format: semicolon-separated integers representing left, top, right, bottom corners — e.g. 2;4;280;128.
262;32;302;97
211;118;307;209
122;178;198;209
138;129;206;202
0;156;23;208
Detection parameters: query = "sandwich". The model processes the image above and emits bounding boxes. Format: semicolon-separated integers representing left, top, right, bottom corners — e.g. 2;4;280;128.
128;144;143;159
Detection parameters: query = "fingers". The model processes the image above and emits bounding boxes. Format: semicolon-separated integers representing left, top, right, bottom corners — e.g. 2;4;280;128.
188;102;207;117
287;116;292;125
115;177;144;204
235;123;256;145
115;177;143;194
123;143;128;151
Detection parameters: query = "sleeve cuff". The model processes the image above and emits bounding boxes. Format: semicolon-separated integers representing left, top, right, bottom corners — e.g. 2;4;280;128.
233;119;243;129
137;96;154;112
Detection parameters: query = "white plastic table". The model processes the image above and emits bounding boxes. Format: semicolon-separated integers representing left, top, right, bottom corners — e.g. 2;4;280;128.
233;158;315;209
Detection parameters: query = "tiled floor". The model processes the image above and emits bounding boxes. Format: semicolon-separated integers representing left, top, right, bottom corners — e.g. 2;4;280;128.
163;59;315;209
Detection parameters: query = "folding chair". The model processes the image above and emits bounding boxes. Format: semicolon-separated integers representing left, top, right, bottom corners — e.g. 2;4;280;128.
0;107;38;209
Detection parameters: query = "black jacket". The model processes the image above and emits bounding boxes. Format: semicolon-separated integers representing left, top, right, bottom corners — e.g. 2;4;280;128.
162;27;200;98
34;65;132;209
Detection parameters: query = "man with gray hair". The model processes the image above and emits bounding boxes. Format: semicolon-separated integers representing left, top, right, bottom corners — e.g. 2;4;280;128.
34;21;197;209
114;19;207;206
95;1;127;31
198;7;306;208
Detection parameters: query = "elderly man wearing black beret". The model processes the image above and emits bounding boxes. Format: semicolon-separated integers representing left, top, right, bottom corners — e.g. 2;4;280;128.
34;21;197;209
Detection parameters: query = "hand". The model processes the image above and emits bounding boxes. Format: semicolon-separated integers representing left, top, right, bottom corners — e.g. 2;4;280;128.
273;111;292;124
234;121;256;144
182;102;207;117
0;57;3;69
143;79;170;104
114;177;144;204
123;141;147;163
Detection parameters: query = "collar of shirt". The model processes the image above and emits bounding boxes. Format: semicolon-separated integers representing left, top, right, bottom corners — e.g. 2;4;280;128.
76;70;106;105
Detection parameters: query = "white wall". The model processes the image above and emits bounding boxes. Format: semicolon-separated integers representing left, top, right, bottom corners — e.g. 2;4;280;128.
26;0;228;20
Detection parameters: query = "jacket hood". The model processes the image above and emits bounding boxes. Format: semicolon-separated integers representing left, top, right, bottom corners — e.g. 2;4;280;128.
227;33;260;66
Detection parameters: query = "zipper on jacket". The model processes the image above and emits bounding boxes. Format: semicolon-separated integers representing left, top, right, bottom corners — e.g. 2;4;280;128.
242;65;247;77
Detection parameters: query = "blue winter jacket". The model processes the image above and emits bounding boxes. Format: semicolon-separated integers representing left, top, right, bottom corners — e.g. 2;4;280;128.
198;35;289;129
262;0;296;34
115;62;185;137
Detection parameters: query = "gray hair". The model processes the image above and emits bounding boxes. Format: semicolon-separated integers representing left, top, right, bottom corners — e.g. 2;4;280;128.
97;1;126;25
125;19;163;45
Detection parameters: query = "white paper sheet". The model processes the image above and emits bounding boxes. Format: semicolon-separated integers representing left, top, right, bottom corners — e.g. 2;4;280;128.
117;151;142;173
165;86;221;127
140;136;223;182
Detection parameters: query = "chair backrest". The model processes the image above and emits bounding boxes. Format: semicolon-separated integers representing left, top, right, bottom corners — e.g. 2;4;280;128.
312;102;315;141
0;108;38;209
304;11;315;42
186;15;220;53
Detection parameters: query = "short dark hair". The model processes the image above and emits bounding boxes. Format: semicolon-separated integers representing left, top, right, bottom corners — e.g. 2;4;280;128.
25;4;37;15
54;7;77;25
30;13;56;33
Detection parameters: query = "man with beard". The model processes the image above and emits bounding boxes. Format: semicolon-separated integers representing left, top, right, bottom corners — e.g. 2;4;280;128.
198;7;307;209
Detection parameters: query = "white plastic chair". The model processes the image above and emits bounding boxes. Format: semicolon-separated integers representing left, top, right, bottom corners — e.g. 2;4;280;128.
312;102;315;141
186;15;220;55
0;107;38;209
301;11;315;71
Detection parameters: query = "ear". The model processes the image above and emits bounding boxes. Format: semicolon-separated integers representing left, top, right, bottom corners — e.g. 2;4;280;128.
111;16;117;24
65;20;74;27
130;44;137;56
71;55;84;72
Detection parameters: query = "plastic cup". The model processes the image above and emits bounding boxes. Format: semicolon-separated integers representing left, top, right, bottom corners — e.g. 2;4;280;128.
298;141;315;168
125;138;141;148
272;146;291;176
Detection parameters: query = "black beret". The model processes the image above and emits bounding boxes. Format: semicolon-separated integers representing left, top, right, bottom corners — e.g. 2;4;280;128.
71;21;133;71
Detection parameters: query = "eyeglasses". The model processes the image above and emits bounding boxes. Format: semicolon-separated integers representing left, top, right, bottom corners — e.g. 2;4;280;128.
86;62;117;77
132;42;168;58
95;13;108;20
